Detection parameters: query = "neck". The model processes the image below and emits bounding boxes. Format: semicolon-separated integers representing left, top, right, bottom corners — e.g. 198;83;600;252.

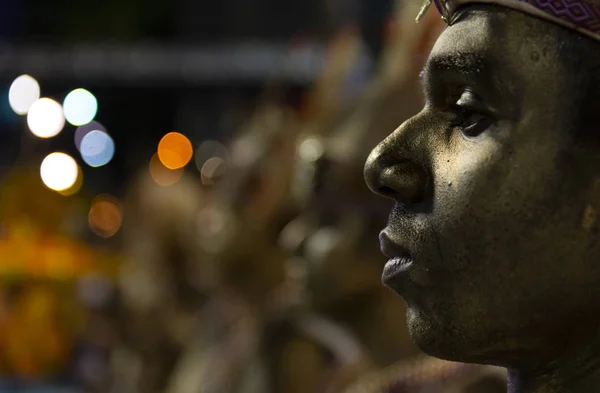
507;328;600;393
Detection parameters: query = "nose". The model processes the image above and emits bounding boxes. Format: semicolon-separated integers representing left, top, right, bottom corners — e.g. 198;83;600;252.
364;124;429;205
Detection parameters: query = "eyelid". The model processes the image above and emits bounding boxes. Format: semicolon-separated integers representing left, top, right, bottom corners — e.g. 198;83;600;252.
456;90;478;105
453;89;495;116
456;88;481;104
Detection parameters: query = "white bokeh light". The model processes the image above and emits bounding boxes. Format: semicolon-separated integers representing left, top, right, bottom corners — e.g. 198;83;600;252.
63;88;98;126
40;152;79;191
298;137;324;163
80;130;115;167
9;75;41;115
195;140;229;171
27;98;66;138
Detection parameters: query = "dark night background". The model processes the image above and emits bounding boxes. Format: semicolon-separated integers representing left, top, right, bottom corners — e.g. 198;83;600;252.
0;0;391;197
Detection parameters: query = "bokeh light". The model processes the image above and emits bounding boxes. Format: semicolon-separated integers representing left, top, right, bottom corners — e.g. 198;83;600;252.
201;157;227;186
63;88;98;126
157;132;193;170
58;165;84;196
9;75;40;115
298;137;324;163
75;121;106;151
27;98;65;138
77;274;112;308
40;153;79;192
149;153;184;186
195;140;229;171
80;130;115;168
230;136;262;168
88;195;123;238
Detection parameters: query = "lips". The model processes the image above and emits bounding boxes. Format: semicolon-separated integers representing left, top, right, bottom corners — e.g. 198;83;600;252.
379;231;411;259
379;231;414;285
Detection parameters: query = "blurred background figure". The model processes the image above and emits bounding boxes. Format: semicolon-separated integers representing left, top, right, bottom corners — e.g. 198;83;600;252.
0;0;508;392
115;171;212;393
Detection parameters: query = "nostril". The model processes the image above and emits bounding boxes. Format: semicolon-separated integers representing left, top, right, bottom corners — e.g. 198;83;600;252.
364;150;428;204
377;184;396;198
376;160;428;204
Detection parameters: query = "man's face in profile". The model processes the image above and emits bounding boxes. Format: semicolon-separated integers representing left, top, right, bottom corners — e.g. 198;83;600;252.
365;5;600;366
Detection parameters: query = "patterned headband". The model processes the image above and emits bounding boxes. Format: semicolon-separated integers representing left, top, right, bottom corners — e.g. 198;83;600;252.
416;0;600;42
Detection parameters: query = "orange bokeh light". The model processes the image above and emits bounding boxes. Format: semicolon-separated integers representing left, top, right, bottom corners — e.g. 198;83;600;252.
157;132;193;170
88;195;123;238
149;153;184;187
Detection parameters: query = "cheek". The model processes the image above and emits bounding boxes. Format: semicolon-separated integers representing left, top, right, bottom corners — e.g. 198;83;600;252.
429;129;581;281
431;137;507;270
434;132;504;206
429;137;596;322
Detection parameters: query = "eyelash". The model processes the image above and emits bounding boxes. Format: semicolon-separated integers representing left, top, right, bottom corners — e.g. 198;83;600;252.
450;108;492;138
449;92;494;138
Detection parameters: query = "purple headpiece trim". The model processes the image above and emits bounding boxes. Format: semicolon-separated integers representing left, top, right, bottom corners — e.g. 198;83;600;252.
417;0;600;42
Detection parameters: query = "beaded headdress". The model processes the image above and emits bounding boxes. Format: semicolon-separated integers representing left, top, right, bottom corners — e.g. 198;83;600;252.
416;0;600;42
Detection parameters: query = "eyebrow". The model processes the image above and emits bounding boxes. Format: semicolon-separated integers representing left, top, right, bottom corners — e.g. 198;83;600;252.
419;50;522;117
418;51;504;102
422;52;489;82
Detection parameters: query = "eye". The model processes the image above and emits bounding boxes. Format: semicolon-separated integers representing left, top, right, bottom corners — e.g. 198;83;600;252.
454;108;494;138
450;90;495;138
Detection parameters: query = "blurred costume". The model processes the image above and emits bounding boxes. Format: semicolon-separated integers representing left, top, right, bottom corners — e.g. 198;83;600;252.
190;31;373;393
115;172;243;393
203;99;366;393
345;357;506;393
0;168;119;387
115;103;306;393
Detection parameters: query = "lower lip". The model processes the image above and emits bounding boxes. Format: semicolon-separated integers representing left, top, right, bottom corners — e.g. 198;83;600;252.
382;256;413;284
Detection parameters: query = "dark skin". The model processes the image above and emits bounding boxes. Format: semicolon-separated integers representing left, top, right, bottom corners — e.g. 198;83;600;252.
365;5;600;393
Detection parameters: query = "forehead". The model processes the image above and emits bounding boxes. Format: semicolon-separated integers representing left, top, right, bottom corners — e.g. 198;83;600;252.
428;6;564;70
431;9;496;58
426;9;505;82
424;7;567;107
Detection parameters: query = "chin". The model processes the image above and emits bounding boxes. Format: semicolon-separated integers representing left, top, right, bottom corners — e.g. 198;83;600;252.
406;307;455;360
405;306;503;365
